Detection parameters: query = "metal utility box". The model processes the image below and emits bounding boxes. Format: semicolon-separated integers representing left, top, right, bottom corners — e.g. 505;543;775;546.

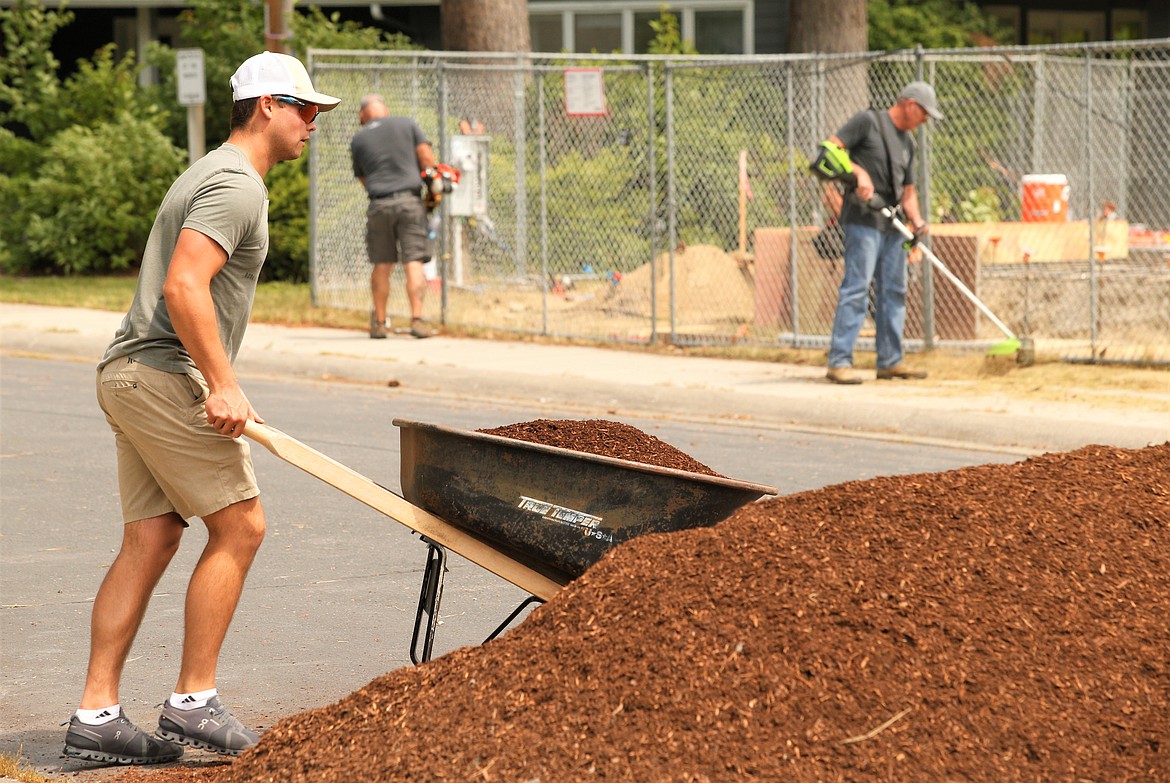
447;135;490;217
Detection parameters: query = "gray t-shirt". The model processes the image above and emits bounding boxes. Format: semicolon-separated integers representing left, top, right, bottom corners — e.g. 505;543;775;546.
99;143;269;375
836;109;916;231
350;116;429;197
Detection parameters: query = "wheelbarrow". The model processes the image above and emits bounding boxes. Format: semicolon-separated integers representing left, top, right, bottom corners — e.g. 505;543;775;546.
244;419;778;663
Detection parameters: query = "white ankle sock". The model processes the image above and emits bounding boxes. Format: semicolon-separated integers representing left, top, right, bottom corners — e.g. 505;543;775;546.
75;705;120;725
168;687;218;710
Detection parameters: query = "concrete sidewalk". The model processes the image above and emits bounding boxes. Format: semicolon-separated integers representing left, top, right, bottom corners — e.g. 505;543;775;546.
1;302;1166;454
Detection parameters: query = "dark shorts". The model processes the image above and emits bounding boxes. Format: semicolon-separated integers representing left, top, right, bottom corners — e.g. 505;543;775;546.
366;194;430;265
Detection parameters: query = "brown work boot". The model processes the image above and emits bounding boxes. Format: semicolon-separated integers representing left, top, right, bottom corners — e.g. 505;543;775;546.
370;312;387;339
826;366;863;385
876;363;928;380
409;318;437;339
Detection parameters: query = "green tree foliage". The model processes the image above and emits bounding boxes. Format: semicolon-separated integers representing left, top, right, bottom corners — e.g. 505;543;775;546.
6;113;185;274
0;0;70;139
139;0;421;281
263;153;311;282
0;0;418;279
646;8;697;56
1;2;184;274
868;0;1012;50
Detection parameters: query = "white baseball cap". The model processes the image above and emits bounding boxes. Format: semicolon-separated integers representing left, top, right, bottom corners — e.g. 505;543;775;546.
230;51;341;111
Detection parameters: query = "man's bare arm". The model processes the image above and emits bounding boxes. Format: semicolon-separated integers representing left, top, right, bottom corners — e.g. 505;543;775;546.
163;228;262;438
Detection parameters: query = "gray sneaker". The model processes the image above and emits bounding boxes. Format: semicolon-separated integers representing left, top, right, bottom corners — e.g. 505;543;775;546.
63;713;183;765
156;696;259;756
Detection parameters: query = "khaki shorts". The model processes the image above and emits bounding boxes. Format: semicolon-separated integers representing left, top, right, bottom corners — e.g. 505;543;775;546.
96;356;259;523
366;194;430;265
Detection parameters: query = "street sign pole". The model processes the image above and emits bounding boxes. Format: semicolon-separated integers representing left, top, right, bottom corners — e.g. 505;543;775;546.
176;48;206;164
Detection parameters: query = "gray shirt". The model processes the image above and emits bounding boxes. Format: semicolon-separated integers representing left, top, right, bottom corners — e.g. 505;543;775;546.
836;109;916;231
350;116;429;197
99;143;269;375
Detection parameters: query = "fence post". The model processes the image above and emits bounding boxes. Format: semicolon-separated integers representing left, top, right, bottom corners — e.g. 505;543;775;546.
1085;49;1099;358
785;62;800;342
514;54;528;278
437;60;449;323
646;61;658;344
538;69;549;335
665;60;677;343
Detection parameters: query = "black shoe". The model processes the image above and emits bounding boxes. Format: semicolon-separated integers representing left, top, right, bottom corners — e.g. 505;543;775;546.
63;713;183;765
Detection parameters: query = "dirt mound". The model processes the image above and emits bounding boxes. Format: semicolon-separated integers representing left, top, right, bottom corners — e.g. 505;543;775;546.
116;441;1170;783
479;418;721;476
604;244;754;322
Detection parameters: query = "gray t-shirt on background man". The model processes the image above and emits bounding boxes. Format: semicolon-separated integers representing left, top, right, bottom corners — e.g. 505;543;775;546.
350;116;429;198
99;143;269;375
836;109;916;231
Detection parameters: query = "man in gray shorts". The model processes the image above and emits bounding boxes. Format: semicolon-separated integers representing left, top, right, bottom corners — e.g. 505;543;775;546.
350;94;437;339
62;52;339;766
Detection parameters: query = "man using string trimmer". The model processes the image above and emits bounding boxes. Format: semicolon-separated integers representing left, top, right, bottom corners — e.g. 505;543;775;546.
809;81;941;385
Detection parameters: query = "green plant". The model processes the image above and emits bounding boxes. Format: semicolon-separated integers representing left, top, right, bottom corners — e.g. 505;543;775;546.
958;185;1002;222
0;0;71;138
646;7;698;55
264;152;311;282
2;113;184;274
868;0;1013;50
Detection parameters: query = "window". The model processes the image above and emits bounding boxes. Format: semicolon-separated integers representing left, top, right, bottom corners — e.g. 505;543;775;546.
1112;9;1146;41
982;5;1021;43
694;9;744;54
529;2;753;55
633;11;659;53
575;12;622;54
1027;10;1106;44
530;15;564;52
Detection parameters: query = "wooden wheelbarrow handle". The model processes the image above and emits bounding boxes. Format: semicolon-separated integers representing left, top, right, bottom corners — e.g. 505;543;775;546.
243;421;564;601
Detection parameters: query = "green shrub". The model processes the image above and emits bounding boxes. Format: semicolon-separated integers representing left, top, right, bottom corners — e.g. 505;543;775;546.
1;112;184;274
264;152;311;282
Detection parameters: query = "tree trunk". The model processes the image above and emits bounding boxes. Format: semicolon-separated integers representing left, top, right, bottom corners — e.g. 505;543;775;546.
441;0;530;52
788;0;869;134
787;0;866;55
439;0;531;148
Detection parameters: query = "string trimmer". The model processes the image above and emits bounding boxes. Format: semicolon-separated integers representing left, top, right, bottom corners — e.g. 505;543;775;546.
880;206;1022;357
809;140;1022;357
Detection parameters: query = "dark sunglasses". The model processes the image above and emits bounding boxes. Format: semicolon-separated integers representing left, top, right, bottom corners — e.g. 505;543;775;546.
275;95;320;123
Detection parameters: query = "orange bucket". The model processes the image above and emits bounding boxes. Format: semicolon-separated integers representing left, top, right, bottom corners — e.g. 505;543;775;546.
1020;174;1069;222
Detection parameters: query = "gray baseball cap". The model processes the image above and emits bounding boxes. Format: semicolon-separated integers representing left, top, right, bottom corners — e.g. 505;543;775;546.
899;81;943;120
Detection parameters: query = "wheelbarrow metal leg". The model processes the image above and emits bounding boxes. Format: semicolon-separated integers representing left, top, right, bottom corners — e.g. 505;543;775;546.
484;595;544;643
410;539;447;665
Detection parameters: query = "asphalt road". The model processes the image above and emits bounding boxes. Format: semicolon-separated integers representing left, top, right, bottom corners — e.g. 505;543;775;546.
1;355;1020;778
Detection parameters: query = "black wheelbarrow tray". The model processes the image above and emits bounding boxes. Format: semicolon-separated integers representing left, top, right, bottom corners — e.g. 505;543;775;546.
395;418;778;582
244;419;778;663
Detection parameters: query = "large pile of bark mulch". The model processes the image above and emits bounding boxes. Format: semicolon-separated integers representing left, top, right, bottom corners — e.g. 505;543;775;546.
478;418;722;476
116;441;1169;783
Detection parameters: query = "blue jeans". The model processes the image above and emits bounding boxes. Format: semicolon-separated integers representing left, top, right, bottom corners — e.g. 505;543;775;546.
828;223;908;371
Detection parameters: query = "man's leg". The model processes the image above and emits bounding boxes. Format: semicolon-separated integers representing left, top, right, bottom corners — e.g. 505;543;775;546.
79;514;185;710
370;262;393;327
175;496;266;693
873;232;910;371
403;259;428;321
828;223;880;369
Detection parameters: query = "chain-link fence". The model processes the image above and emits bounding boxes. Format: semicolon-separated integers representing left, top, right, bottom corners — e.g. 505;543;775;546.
307;41;1170;364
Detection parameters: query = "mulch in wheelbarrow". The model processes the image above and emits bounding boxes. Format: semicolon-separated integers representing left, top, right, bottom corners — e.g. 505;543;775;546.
114;429;1170;783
